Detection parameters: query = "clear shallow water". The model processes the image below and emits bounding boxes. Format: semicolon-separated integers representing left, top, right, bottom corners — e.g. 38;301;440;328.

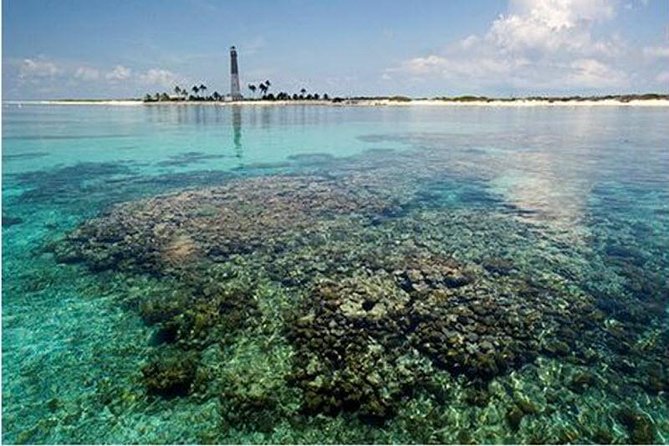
2;103;668;443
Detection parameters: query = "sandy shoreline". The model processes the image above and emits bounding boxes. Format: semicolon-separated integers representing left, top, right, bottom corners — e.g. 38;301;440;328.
5;98;669;107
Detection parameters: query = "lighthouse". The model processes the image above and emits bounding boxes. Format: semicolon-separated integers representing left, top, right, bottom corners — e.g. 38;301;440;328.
230;46;242;100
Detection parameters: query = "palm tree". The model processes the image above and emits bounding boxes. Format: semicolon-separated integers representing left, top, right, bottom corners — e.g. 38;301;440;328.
248;84;257;97
212;91;221;101
300;88;307;99
259;83;268;97
199;84;207;99
191;85;199;99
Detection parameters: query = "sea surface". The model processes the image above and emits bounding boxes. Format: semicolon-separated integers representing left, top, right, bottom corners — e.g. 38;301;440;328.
2;103;668;444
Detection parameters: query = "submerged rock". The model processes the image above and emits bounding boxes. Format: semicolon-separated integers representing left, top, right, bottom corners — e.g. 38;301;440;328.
288;273;425;419
617;407;657;444
568;371;596;393
2;215;24;227
542;339;571;357
506;404;525;431
142;351;197;397
392;253;474;293
482;257;514;275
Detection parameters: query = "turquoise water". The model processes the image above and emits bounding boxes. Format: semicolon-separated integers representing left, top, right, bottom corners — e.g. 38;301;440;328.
2;103;668;443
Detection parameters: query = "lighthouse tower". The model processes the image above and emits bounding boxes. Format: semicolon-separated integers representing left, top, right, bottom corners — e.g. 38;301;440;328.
230;46;242;100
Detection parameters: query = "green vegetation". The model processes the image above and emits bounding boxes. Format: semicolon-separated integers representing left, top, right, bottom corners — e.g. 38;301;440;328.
432;93;669;102
140;88;668;104
434;95;490;102
388;96;412;102
144;80;331;102
144;84;222;102
242;82;330;101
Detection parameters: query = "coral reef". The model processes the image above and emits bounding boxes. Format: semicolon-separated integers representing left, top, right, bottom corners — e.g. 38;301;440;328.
52;175;407;274
41;148;668;438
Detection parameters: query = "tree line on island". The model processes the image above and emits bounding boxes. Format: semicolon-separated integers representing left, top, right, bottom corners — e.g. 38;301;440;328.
246;81;329;101
143;87;669;104
143;80;331;102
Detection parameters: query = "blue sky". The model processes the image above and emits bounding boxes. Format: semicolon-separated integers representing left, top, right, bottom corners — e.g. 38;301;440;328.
2;0;668;99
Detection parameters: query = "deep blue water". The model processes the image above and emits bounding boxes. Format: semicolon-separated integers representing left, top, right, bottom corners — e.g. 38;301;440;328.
2;103;668;443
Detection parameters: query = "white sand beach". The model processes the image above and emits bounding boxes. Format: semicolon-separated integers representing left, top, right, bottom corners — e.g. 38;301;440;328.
6;98;669;107
387;98;669;107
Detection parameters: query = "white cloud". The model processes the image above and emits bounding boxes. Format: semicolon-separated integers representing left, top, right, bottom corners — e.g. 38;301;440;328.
384;0;647;93
396;54;530;80
507;0;614;27
460;35;480;49
74;66;100;81
8;57;191;99
19;58;62;78
138;68;178;88
487;0;623;57
105;65;132;81
488;3;619;57
397;55;449;76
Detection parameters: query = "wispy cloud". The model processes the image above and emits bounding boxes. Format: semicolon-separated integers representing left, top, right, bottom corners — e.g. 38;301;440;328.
10;56;187;97
74;66;100;81
105;65;132;81
19;58;62;78
138;68;179;88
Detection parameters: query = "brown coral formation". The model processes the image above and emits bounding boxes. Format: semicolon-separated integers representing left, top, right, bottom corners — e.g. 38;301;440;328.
288;274;424;419
53;175;406;274
287;250;598;416
139;277;259;349
162;233;199;266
